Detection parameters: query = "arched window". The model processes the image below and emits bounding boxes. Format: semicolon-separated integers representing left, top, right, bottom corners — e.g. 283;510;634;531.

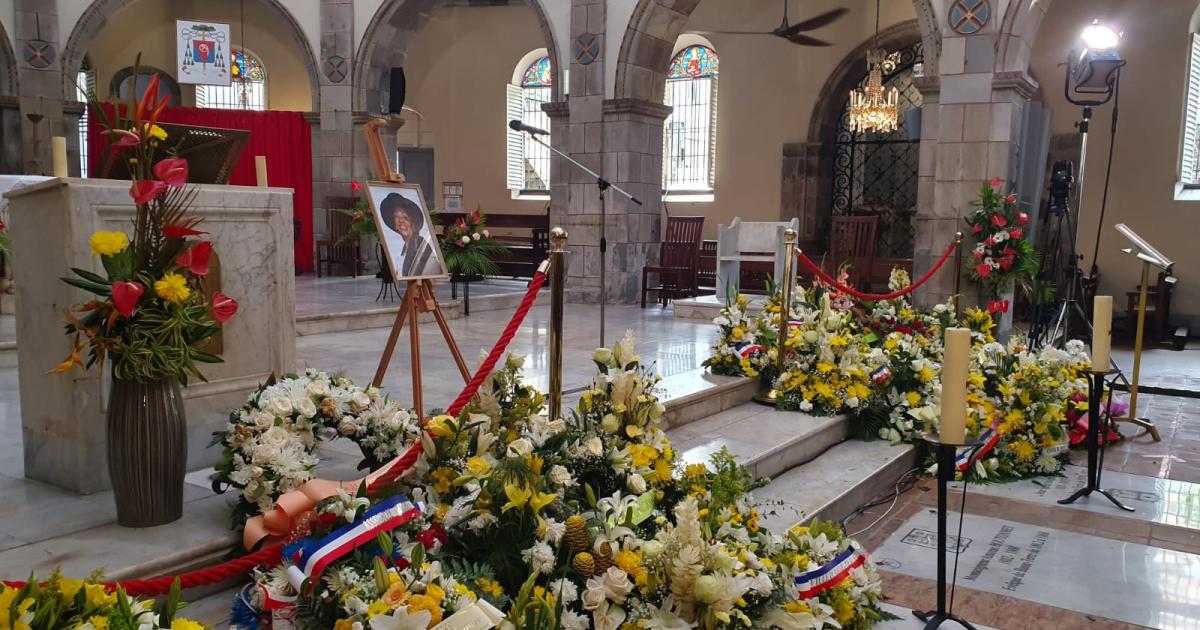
77;58;95;177
506;52;552;196
196;49;266;110
663;44;719;196
1180;34;1200;187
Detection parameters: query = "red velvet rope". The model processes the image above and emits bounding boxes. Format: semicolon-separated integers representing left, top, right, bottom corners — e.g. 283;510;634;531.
3;271;550;596
794;239;960;301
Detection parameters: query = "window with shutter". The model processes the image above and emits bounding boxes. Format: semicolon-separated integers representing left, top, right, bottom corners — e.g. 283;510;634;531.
507;54;552;196
196;49;267;111
77;62;95;177
1180;33;1200;186
662;44;719;198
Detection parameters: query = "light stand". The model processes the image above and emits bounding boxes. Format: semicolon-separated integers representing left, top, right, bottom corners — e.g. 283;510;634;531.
913;435;980;630
1058;369;1133;511
525;133;642;347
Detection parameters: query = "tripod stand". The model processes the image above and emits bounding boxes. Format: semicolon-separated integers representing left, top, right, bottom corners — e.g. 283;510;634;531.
525;133;642;347
1058;369;1133;511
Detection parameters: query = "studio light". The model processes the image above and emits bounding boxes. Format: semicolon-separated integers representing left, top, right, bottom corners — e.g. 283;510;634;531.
1072;20;1125;92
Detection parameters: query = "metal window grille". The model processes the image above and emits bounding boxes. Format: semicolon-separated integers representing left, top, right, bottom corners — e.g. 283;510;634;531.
522;85;551;191
663;75;717;192
77;67;94;177
1181;34;1200;185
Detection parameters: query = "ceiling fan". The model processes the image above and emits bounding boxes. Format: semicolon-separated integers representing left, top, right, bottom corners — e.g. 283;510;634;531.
693;0;849;46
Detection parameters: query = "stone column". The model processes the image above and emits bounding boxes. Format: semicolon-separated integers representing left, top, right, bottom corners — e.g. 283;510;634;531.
311;0;359;268
14;0;65;176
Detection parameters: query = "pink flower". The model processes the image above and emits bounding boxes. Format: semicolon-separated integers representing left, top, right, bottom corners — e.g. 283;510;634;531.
989;177;1002;188
176;241;213;277
976;263;992;278
110;281;144;318
152;158;188;187
990;213;1008;228
163;224;206;239
1005;193;1017;204
211;291;238;323
129;179;166;205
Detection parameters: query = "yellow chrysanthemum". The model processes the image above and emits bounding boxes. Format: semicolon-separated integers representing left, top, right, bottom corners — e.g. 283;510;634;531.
154;272;191;304
171;619;206;630
474;578;504;598
333;620;356;630
406;594;444;626
86;616;110;630
90;230;129;256
1010;440;1036;462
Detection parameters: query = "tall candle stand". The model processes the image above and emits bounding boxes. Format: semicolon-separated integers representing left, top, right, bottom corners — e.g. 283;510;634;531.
1058;368;1133;511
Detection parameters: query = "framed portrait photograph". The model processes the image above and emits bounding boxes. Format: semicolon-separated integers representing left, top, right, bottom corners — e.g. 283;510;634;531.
366;181;449;282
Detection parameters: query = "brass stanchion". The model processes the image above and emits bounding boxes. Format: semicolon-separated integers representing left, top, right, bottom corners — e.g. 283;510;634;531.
756;228;797;405
1110;258;1161;441
548;227;568;421
952;231;964;319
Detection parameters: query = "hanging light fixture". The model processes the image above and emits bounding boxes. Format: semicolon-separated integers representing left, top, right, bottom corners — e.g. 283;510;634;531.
848;0;899;133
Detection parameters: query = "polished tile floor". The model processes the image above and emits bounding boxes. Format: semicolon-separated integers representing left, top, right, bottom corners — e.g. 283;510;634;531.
294;273;528;316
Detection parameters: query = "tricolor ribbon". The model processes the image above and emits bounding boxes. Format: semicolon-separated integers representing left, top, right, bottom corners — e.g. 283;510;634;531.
955;426;1001;472
870;365;892;385
735;341;766;358
288;495;423;591
794;546;867;599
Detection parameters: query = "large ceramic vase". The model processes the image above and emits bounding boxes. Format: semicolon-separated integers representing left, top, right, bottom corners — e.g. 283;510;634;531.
106;375;187;527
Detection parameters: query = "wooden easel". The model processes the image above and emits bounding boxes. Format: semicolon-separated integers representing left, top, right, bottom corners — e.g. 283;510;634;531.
372;278;470;418
364;115;468;418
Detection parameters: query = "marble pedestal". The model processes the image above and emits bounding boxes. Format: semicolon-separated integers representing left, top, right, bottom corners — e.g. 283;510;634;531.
4;178;296;494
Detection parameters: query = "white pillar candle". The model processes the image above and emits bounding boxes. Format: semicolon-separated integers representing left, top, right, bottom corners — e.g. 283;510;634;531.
1092;295;1112;370
52;136;68;178
940;327;970;445
255;155;268;187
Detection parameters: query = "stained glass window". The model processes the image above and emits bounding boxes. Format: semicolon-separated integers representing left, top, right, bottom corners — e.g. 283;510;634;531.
663;45;719;193
197;49;266;110
521;56;552;88
668;45;719;80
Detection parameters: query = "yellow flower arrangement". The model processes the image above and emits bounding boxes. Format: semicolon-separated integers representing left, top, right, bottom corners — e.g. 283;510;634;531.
90;230;129;256
154;272;191;304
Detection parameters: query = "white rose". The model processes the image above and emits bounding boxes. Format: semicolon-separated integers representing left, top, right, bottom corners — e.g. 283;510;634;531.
350;391;371;411
549;465;574;487
261;426;290;447
601;414;620;434
383;411;405;430
252;444;275;464
506;353;526;370
692;575;721;604
305;380;330;397
600;567;633;603
592;348;613;364
799;399;814;412
640;540;663;559
461;236;471;245
296;398;318;419
472;232;482;240
252;411;274;430
546;418;566;434
803;330;820;343
338;416;359;436
508;438;533;458
585;437;604;457
581;586;606;611
626;473;647;494
270;395;293;416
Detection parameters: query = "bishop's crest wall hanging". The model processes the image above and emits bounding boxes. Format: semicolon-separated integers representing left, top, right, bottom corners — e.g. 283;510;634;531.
177;20;231;85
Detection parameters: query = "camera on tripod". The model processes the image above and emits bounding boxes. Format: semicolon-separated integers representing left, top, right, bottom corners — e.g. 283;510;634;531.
1048;160;1073;216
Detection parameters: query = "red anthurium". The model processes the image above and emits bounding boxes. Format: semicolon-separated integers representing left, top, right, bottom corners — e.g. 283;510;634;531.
990;213;1008;228
153;158;188;187
211;291;238;323
1005;193;1018;204
111;281;144;318
111;129;141;148
1009;228;1023;240
162;224;207;239
129;179;167;205
1003;247;1017;257
176;241;213;277
999;256;1015;271
987;299;1010;315
971;224;984;235
989;177;1002;188
350;180;363;193
984;236;995;247
976;263;992;278
1017;211;1030;226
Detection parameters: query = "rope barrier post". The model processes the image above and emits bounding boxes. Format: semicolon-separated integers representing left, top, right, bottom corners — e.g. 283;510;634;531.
548;227;568;421
953;231;964;319
759;228;797;406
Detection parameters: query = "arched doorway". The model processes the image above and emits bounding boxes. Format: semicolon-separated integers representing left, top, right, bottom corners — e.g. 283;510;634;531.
830;39;923;258
0;20;20;173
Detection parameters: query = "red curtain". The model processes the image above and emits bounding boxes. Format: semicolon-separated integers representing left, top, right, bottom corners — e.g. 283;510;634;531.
88;106;314;272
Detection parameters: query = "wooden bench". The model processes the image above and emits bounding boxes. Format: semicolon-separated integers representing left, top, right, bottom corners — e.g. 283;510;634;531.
437;210;549;278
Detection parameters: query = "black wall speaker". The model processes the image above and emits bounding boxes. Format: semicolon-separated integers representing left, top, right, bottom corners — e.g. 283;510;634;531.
388;67;406;113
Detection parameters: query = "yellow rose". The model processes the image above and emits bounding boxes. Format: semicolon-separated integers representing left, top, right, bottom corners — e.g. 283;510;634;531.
465;456;491;476
90;230;129;256
154;272;191;304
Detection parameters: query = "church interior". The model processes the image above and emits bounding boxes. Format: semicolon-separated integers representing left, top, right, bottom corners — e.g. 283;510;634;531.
1;1;1198;628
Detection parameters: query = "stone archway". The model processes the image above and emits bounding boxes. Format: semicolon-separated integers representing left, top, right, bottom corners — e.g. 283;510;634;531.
0;20;19;174
0;20;17;97
59;0;321;110
354;0;563;113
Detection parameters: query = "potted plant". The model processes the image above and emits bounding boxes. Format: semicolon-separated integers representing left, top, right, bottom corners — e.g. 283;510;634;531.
337;179;379;274
55;62;239;527
965;178;1039;321
439;207;508;279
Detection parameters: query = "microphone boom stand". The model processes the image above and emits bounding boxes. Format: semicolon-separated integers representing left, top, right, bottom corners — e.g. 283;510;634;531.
525;133;643;347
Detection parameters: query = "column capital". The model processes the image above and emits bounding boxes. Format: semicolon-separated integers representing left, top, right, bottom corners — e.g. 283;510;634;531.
601;98;672;121
991;71;1039;101
543;100;570;120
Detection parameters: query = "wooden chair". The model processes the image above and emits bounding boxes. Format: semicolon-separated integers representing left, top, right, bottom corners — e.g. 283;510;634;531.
697;240;717;294
1125;270;1175;343
316;196;361;278
828;215;879;291
642;215;705;307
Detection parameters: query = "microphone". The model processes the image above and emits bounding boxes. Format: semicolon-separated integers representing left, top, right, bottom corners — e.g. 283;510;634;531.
509;119;549;136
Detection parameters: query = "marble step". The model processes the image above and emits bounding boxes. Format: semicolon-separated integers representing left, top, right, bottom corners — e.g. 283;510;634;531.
670;402;852;482
295;291;530;336
755;438;918;532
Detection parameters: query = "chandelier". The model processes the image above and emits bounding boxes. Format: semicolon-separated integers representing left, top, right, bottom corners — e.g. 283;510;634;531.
848;0;899;133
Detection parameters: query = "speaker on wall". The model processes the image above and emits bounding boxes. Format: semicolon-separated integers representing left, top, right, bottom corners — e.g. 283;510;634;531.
388;67;406;113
